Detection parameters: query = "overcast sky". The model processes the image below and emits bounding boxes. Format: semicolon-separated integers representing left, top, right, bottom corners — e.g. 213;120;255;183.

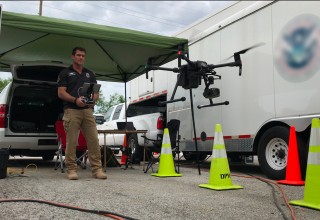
0;1;232;101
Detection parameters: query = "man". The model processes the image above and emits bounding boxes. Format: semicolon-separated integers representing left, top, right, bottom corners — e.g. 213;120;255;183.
57;46;107;180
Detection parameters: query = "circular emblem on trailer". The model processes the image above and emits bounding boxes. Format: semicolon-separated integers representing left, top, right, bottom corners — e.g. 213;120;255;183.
274;14;320;82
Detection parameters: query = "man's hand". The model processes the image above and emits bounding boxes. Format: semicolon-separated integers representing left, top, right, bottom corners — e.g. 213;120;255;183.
76;96;95;108
76;96;87;107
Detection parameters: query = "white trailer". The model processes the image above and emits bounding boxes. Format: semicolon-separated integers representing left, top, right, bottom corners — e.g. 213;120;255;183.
129;1;320;179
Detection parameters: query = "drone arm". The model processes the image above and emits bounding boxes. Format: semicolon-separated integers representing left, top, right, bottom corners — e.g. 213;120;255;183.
147;65;179;73
180;54;197;68
209;61;238;69
208;53;242;76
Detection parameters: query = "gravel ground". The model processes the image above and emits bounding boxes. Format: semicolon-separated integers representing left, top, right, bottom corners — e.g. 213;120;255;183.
0;157;319;220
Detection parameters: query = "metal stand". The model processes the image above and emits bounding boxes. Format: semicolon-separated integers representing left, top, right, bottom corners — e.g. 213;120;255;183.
189;89;201;175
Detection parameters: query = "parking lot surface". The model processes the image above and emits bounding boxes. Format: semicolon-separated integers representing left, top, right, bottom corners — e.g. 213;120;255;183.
0;157;319;220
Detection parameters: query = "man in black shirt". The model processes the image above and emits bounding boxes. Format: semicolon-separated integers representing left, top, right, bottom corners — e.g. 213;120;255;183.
57;46;107;180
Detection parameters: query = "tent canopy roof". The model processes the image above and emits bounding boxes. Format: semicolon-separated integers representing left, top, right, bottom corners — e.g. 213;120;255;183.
0;11;188;82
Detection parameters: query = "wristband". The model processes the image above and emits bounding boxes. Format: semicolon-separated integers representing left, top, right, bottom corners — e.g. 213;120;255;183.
74;97;77;104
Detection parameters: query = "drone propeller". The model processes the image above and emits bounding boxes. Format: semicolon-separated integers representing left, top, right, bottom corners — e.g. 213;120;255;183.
223;42;266;61
236;42;265;55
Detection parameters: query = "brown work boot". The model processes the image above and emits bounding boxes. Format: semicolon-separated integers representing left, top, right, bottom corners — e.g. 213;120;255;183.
67;171;78;180
92;170;107;179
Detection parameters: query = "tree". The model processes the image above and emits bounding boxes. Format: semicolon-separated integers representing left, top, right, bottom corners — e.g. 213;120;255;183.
0;78;12;92
95;93;125;113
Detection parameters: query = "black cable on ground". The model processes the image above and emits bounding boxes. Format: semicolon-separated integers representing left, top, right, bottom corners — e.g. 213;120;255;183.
264;178;289;220
242;173;289;220
231;173;297;220
183;163;297;220
0;198;138;220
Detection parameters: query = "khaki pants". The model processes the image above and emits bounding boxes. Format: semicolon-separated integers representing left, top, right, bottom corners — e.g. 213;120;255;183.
63;108;102;173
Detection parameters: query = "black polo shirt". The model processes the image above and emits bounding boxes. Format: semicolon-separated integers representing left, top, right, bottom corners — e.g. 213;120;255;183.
57;65;97;109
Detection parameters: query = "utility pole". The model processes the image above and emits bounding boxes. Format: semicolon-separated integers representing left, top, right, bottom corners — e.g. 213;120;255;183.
39;0;43;16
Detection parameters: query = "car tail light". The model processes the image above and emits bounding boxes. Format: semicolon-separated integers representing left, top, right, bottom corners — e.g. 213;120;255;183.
157;116;164;129
0;104;7;128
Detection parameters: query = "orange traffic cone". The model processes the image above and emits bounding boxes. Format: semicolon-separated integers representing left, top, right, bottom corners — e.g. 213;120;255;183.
277;126;304;185
120;134;127;165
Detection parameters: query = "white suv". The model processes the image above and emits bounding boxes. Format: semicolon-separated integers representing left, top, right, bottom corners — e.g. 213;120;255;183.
0;62;66;160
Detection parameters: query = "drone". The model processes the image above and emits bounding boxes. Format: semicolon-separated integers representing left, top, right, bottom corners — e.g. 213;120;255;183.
145;43;264;109
144;42;264;175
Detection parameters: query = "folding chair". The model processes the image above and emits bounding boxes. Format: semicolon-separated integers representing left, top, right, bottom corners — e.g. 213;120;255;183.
143;144;161;173
54;120;88;173
144;119;180;173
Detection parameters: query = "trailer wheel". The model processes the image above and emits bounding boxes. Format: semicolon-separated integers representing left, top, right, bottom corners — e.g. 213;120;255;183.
258;126;290;180
128;134;140;164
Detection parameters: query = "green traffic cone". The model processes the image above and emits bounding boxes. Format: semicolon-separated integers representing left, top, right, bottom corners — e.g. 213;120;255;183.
152;128;182;177
290;118;320;210
199;124;243;190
